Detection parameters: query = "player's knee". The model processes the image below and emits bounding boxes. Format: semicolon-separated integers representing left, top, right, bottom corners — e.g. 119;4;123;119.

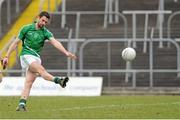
38;67;46;75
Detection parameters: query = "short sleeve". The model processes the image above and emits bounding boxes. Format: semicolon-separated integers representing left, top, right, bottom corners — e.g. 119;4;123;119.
45;29;54;40
18;26;27;40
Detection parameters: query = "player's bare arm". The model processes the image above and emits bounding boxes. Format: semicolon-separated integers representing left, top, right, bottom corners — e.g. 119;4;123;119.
2;38;21;69
49;37;77;60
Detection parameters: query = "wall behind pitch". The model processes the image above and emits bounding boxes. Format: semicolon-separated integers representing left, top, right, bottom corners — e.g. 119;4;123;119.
0;77;103;96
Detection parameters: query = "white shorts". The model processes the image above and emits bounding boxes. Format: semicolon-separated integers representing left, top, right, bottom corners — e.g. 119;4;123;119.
20;55;41;70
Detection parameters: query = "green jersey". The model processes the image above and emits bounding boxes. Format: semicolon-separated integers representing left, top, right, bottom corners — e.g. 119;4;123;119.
18;23;53;57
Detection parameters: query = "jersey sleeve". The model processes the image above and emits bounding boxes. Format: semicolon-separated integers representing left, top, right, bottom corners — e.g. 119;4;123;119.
44;29;54;40
18;26;28;40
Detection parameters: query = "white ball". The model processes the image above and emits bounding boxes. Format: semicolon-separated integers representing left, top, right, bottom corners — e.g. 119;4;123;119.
122;47;136;61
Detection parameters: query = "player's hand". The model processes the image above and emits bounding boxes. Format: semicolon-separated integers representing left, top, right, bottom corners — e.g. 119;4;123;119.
66;52;77;60
1;57;8;69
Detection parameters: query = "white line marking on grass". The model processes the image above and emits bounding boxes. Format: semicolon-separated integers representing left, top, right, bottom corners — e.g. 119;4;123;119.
6;101;180;114
57;102;180;111
30;101;180;112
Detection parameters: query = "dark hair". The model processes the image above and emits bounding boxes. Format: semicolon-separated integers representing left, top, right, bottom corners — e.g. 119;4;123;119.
39;11;50;19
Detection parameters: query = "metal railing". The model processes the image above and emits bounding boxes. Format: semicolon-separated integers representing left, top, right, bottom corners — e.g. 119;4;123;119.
2;68;180;88
104;0;119;25
49;11;128;76
0;0;4;36
50;10;172;54
78;38;180;87
39;0;59;12
59;0;120;28
1;37;180;88
0;0;20;36
167;11;180;39
123;10;172;49
1;1;180;88
50;11;128;39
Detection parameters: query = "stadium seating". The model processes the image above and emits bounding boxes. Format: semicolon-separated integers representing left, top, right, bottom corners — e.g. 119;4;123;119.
0;0;31;39
9;0;180;89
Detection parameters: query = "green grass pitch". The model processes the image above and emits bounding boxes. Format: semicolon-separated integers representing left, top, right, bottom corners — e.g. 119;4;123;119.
0;95;180;119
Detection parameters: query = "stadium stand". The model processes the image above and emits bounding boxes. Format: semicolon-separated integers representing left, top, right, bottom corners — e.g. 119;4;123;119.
0;0;61;70
3;0;180;94
45;0;180;87
0;0;31;38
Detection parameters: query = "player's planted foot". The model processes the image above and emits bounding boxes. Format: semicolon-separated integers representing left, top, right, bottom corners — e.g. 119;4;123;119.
16;104;27;111
16;99;27;111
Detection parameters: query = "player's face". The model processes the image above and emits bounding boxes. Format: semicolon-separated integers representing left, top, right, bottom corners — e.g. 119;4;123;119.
37;16;49;28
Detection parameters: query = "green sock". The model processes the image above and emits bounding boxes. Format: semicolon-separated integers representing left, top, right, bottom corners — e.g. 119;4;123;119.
19;99;26;106
53;77;61;84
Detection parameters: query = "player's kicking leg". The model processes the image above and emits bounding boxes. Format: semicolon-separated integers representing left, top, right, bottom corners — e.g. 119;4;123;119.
29;62;69;88
54;76;69;88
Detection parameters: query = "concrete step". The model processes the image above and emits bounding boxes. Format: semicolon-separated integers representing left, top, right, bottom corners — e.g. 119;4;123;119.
0;0;31;38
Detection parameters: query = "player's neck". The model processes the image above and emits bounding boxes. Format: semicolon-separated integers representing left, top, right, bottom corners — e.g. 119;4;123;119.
35;23;41;30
